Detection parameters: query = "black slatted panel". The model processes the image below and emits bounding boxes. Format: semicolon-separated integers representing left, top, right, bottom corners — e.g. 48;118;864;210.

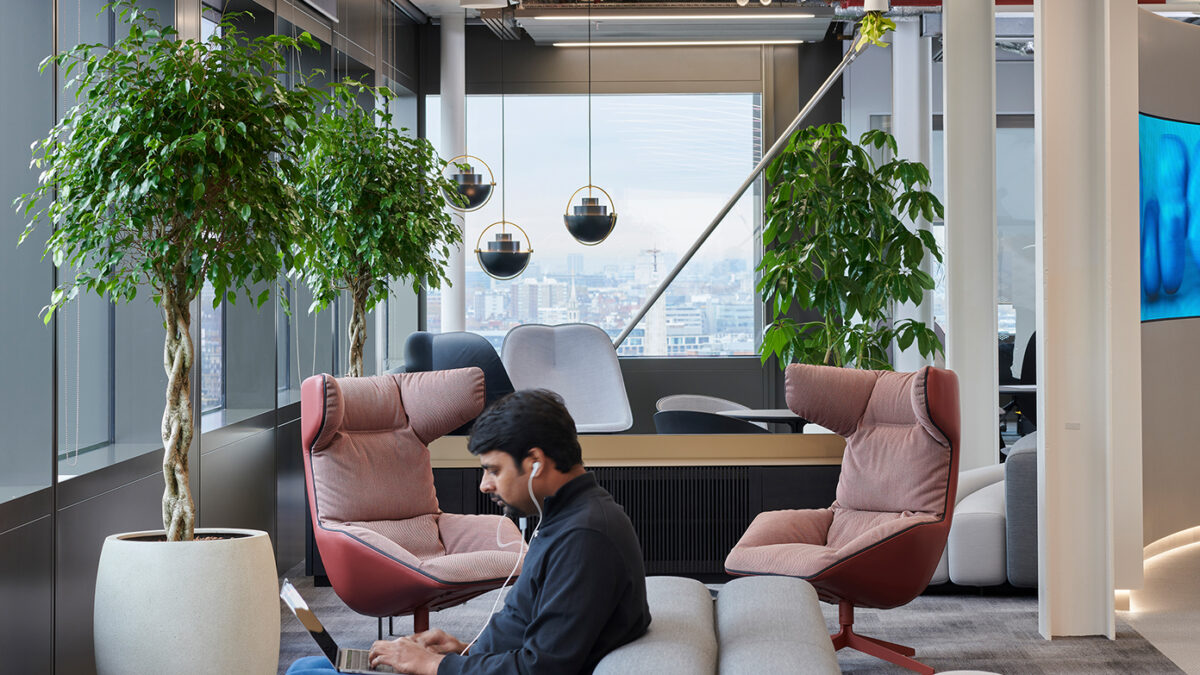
465;466;754;574
593;466;751;575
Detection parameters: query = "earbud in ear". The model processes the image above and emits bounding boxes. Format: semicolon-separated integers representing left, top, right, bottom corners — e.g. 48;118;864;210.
531;461;542;477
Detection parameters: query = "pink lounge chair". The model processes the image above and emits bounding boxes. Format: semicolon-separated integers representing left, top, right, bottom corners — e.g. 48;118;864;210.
301;368;523;633
725;364;961;674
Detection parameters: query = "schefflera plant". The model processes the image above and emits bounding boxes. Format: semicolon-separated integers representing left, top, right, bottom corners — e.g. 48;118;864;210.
758;122;944;370
293;81;463;378
14;1;323;540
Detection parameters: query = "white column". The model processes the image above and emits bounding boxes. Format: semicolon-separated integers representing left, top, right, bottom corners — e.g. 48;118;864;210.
1034;0;1140;638
942;1;998;470
440;11;467;333
891;20;934;372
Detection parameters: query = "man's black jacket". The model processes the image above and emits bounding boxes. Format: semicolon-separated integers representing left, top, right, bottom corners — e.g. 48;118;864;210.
438;472;651;674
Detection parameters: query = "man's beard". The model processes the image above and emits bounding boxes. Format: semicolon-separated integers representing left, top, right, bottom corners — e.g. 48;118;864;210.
492;495;523;518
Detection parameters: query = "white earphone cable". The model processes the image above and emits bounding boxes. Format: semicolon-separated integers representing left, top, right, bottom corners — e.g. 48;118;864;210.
460;462;544;655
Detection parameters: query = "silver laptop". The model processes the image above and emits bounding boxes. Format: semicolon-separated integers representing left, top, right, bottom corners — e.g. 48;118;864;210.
280;579;397;674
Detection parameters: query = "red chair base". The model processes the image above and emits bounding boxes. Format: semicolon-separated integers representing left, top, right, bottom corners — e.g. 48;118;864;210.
830;601;933;675
381;606;431;639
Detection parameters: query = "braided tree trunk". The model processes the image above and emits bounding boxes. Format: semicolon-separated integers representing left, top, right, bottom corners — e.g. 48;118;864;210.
162;286;196;541
347;280;370;377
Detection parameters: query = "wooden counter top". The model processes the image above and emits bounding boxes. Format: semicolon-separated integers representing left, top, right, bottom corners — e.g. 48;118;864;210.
429;432;845;469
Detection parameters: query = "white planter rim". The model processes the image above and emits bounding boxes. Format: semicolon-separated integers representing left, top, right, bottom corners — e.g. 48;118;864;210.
105;528;269;543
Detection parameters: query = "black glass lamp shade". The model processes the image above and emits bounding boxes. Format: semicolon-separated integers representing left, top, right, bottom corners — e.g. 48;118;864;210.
450;170;494;210
443;155;496;212
563;187;617;246
475;226;532;280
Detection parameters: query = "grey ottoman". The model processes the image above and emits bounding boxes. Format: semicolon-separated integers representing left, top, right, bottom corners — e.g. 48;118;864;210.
594;576;718;674
716;576;839;675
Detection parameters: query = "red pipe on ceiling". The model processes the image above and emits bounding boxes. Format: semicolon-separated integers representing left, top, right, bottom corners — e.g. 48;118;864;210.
836;0;1164;5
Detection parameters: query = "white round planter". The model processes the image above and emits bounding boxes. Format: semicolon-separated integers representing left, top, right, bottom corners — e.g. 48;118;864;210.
94;528;280;675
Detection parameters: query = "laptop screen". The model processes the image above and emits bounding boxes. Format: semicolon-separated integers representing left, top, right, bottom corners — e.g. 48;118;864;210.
281;579;341;664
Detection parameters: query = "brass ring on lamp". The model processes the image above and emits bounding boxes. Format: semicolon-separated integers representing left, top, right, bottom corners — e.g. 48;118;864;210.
444;154;497;212
474;221;534;280
563;184;619;247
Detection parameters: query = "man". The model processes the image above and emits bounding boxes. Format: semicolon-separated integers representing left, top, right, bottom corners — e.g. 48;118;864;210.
367;388;651;675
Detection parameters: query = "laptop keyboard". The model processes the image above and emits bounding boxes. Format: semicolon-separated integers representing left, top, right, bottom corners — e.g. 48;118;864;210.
342;649;396;673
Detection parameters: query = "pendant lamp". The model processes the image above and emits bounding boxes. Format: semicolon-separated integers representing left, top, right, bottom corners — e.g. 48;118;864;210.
444;91;496;211
475;40;532;280
564;7;617;245
443;154;495;212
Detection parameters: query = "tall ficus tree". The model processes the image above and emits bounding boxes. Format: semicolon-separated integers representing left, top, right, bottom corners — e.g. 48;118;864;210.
14;1;323;541
758;123;944;370
295;81;463;377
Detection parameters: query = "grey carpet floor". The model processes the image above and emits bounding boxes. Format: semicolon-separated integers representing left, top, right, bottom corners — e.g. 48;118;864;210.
277;566;1182;674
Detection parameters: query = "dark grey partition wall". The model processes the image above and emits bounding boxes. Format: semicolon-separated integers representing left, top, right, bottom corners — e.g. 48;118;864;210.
0;1;424;672
1139;11;1200;547
1;515;54;675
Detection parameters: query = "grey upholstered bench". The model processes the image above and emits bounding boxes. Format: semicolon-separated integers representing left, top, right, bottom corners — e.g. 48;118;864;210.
595;575;839;674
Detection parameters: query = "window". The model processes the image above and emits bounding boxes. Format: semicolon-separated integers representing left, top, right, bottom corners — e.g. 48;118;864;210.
426;93;762;356
0;0;54;503
930;114;1036;377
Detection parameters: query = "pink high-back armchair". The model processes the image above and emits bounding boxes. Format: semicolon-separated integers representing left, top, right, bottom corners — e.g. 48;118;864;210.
301;368;523;633
725;364;960;675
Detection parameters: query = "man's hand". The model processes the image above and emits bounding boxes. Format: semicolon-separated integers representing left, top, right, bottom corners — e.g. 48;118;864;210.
408;628;470;655
368;637;445;675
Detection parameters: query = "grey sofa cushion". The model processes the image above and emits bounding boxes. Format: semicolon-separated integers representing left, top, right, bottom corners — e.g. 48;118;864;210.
594;576;717;674
947;481;1007;586
1005;434;1039;588
716;576;839;675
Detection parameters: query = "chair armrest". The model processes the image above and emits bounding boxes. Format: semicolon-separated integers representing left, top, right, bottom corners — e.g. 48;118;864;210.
956;464;1005;506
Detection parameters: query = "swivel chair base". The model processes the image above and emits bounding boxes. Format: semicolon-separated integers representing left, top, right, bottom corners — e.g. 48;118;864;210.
830;601;932;675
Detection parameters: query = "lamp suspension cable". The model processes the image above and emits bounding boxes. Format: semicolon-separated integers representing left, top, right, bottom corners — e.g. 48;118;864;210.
500;38;506;228
587;5;592;193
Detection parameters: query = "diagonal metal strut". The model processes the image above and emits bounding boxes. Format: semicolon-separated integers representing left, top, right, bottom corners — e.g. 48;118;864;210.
614;38;870;348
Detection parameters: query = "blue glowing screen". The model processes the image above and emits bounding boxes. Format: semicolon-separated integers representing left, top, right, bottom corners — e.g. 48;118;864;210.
1141;113;1200;321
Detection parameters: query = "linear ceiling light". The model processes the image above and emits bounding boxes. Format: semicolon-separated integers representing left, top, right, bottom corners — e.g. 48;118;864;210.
554;39;805;47
532;13;813;20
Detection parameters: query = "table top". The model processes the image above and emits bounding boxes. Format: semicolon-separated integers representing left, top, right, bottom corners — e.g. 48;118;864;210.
716;408;803;422
998;384;1038;394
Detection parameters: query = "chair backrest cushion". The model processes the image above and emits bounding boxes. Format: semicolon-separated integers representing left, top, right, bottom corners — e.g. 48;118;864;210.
303;369;485;524
501;323;632;432
786;364;956;516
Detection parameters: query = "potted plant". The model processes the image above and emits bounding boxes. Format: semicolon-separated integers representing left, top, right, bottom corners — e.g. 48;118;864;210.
293;81;462;377
758;122;944;370
14;3;322;672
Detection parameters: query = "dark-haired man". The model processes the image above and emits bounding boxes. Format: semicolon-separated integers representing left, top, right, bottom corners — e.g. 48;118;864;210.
367;389;651;675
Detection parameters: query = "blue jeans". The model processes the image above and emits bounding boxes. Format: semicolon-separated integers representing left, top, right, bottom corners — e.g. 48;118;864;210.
285;655;338;674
